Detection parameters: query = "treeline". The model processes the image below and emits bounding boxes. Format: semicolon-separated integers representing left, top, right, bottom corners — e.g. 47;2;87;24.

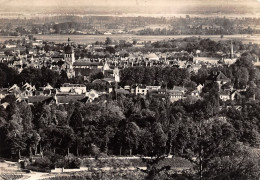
120;66;190;89
0;64;111;92
150;37;260;55
120;52;260;99
135;27;256;36
0;86;259;179
3;16;260;36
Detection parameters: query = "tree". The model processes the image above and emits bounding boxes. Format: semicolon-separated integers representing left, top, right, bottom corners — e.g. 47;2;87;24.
5;109;26;159
182;118;238;180
98;101;125;154
69;108;83;131
203;144;260;180
116;120;140;155
19;102;33;132
105;37;112;45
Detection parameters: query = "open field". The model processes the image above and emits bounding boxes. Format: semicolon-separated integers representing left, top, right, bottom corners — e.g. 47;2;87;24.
1;34;260;44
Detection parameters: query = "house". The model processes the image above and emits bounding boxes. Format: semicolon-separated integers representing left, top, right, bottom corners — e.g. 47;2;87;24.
114;88;130;96
0;102;9;109
103;78;115;84
197;84;204;93
145;53;159;61
8;84;21;97
86;89;100;102
28;96;55;105
168;89;186;102
131;85;148;95
39;83;54;91
157;87;186;102
219;90;230;101
22;83;36;96
60;83;86;94
73;60;104;77
5;44;17;48
55;94;87;104
146;86;161;93
0;88;8;100
205;71;230;87
124;85;131;91
230;90;244;101
38;84;55;96
191;90;200;97
172;86;187;93
158;89;167;95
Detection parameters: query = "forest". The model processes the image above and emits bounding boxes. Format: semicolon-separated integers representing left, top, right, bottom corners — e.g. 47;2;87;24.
0;83;260;179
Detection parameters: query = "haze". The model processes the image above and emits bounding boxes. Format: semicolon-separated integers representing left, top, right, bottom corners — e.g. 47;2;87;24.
0;0;259;7
1;0;260;16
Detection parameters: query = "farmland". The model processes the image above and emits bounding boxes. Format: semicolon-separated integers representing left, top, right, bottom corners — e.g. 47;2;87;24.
1;34;260;44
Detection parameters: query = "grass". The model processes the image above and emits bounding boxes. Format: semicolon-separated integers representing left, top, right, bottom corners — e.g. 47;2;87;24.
0;174;24;180
1;34;259;44
44;170;145;180
82;156;193;169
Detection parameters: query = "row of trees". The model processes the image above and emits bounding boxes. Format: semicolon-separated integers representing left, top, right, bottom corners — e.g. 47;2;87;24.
2;16;260;36
0;86;259;179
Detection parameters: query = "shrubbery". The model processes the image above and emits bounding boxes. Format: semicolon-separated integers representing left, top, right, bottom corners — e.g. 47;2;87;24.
28;156;82;171
34;156;52;169
0;174;24;180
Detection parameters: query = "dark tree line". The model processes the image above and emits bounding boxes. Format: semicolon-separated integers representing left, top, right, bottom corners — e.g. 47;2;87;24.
0;85;259;179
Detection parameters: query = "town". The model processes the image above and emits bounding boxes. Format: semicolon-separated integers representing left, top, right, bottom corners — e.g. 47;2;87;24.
0;1;260;180
0;35;259;106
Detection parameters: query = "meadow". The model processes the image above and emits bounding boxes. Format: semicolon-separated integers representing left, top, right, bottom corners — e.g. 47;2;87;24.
1;34;260;44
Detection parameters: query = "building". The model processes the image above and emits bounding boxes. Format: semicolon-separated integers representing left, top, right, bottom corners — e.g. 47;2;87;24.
219;90;230;101
168;89;186;102
131;85;148;95
63;38;75;77
60;83;86;94
64;38;75;67
205;71;230;87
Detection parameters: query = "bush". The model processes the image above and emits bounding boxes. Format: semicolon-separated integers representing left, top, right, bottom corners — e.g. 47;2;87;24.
26;165;51;172
34;156;52;169
65;158;81;169
0;174;23;180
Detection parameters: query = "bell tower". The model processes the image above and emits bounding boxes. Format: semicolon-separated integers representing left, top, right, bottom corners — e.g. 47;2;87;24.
64;38;75;67
230;40;234;59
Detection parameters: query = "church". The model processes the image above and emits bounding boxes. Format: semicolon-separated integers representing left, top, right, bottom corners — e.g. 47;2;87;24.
62;38;76;78
62;38;120;82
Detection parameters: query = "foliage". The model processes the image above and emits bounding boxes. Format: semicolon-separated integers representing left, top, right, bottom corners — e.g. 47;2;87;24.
0;174;24;180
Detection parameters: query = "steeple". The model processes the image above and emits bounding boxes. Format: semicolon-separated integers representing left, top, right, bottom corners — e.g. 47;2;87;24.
64;38;75;66
230;40;234;59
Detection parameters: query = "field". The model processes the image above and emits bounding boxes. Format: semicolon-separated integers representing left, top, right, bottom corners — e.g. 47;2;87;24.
1;34;260;44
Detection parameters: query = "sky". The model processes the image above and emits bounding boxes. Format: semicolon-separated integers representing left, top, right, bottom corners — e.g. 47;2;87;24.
0;0;259;7
1;0;260;16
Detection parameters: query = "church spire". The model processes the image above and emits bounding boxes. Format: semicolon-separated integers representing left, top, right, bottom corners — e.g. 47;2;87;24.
230;40;234;59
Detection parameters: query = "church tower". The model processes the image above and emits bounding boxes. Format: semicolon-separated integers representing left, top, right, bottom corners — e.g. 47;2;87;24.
230;40;234;59
64;38;75;68
63;38;75;78
113;67;120;83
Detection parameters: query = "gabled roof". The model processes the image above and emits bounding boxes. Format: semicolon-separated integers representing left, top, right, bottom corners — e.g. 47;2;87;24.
56;95;86;104
172;86;187;92
73;61;102;66
206;71;229;82
219;90;229;96
28;96;54;104
115;89;129;95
